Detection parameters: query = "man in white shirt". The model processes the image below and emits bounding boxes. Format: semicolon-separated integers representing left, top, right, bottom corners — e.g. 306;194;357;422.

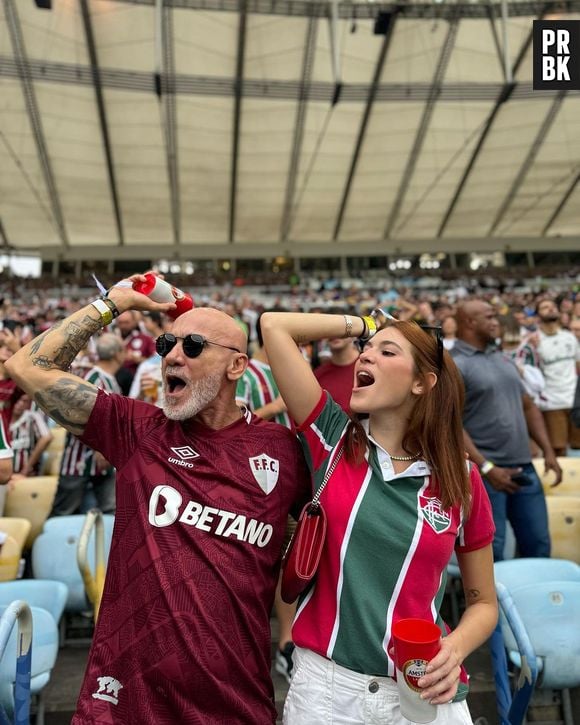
536;299;579;455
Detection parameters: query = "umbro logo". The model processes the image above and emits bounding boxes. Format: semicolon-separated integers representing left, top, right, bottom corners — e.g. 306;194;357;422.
168;446;199;469
171;446;199;460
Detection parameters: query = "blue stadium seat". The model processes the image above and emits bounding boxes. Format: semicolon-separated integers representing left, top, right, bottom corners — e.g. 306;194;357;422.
491;558;580;725
31;514;114;613
0;602;59;725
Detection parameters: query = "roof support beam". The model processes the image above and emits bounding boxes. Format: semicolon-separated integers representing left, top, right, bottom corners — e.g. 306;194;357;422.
436;22;534;238
3;0;68;247
229;0;248;243
0;55;561;102
157;2;181;244
79;0;124;245
542;171;580;235
114;0;580;21
384;17;458;239
488;90;565;235
280;14;318;242
332;11;397;241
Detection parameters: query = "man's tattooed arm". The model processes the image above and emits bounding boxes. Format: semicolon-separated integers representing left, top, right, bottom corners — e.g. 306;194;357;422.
5;306;105;436
30;316;101;371
34;379;98;437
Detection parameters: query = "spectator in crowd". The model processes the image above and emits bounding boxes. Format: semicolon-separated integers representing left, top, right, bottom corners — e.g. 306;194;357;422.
572;377;580;429
0;416;13;514
536;298;579;455
5;278;310;724
453;300;562;561
570;316;580;345
50;333;124;516
441;315;458;351
9;394;53;476
498;316;546;408
128;311;169;408
236;314;291;428
114;310;156;394
313;314;360;412
261;309;497;724
0;327;23;432
235;313;296;683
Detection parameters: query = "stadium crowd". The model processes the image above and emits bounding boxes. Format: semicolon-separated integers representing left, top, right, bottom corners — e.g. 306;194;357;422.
0;269;578;723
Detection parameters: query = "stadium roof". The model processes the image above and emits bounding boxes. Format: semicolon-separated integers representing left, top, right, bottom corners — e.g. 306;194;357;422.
1;0;580;263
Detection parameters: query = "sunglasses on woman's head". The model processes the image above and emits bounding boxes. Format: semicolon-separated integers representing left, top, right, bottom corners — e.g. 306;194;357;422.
360;309;443;372
155;333;241;359
417;324;444;373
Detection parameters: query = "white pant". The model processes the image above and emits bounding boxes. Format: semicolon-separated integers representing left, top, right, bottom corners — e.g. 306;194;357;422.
283;647;473;725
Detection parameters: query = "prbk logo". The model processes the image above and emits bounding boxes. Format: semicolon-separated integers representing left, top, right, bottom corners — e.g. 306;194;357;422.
533;20;580;90
168;445;199;469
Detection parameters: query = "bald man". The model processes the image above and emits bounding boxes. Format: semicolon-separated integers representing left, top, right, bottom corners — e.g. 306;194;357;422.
452;300;561;561
5;277;310;725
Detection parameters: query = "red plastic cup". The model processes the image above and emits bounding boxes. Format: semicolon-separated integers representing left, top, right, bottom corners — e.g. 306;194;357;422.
392;618;441;723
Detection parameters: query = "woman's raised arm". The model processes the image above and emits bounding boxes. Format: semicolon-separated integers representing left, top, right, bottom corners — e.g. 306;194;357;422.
260;312;366;426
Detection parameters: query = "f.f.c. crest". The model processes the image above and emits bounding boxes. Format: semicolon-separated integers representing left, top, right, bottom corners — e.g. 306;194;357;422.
249;454;279;494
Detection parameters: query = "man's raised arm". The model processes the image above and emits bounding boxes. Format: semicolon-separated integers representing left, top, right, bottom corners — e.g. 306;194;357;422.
4;277;175;437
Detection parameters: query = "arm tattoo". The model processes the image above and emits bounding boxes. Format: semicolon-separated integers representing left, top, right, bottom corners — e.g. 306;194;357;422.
30;315;100;371
29;319;64;355
466;588;481;600
34;378;98;436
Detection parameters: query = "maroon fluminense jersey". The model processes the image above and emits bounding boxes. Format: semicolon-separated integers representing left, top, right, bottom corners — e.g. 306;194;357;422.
73;390;311;724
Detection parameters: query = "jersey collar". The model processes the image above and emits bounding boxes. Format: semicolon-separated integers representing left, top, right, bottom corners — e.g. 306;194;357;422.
362;419;431;482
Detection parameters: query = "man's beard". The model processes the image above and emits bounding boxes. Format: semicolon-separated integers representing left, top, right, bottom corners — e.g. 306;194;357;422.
540;314;560;323
162;370;223;420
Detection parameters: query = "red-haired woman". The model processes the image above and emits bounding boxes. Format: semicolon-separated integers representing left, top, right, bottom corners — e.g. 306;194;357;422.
261;310;498;725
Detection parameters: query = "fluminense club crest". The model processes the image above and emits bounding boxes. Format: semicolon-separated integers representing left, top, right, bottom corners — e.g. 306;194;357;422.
419;495;451;534
249;454;279;494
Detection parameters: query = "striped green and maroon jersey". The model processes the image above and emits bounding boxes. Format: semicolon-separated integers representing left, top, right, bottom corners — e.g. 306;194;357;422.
60;366;121;477
236;359;292;429
294;392;494;689
0;416;12;462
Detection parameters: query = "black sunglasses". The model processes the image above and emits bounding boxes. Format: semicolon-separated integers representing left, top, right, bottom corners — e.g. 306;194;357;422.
417;324;444;373
156;333;241;359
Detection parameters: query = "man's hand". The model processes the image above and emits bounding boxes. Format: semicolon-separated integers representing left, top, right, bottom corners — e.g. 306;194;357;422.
106;273;177;316
543;452;563;487
485;466;523;494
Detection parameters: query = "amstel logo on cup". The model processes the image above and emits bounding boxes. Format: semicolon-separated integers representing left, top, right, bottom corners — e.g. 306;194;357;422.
403;659;428;692
170;285;186;301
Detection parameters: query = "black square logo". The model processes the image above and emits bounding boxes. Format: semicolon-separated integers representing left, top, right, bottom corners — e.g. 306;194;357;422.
533;20;580;90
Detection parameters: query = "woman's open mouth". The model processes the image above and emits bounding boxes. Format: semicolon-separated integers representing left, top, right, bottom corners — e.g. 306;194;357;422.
354;370;374;390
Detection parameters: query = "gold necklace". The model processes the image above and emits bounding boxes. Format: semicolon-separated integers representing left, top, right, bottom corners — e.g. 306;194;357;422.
389;452;420;461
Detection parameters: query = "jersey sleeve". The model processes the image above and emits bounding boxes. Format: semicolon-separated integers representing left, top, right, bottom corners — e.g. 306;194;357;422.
0;417;12;460
235;374;250;407
78;389;160;472
296;391;350;479
31;411;51;440
455;464;495;553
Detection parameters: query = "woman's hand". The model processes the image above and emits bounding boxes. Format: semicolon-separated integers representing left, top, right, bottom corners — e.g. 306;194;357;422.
417;637;462;704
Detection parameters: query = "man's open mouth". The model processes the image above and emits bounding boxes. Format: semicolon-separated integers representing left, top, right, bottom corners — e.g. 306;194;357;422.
166;374;187;394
